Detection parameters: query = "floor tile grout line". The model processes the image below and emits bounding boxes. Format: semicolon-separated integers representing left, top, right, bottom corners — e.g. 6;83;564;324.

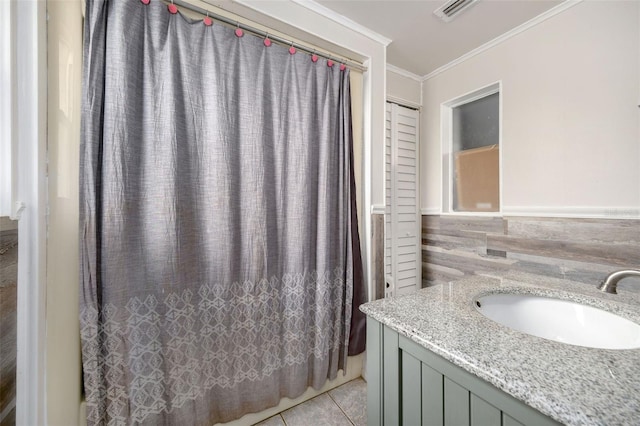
254;378;364;426
276;394;320;425
327;389;355;426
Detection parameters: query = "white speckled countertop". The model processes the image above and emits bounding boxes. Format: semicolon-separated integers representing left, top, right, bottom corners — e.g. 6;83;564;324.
360;271;640;426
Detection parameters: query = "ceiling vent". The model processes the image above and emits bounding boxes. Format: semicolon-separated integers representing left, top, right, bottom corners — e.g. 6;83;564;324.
433;0;478;22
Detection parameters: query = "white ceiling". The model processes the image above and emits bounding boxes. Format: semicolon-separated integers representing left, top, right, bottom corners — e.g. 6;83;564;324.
316;0;563;77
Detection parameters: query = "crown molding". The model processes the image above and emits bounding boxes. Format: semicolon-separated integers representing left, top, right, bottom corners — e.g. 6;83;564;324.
386;64;422;82
422;0;583;81
290;0;392;46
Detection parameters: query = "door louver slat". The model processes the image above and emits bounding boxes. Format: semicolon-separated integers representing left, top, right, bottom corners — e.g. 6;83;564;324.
384;102;420;298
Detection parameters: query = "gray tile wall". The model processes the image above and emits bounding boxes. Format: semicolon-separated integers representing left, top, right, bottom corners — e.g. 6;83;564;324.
421;215;640;292
0;227;18;424
372;214;385;301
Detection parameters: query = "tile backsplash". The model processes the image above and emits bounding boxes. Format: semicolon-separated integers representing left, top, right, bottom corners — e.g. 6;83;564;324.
422;215;640;293
0;219;18;424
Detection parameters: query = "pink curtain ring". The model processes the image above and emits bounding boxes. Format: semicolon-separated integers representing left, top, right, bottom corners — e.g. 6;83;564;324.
340;64;346;71
289;45;296;55
311;54;318;63
168;2;178;14
327;59;334;68
235;26;244;37
264;34;272;47
203;16;213;26
140;0;150;5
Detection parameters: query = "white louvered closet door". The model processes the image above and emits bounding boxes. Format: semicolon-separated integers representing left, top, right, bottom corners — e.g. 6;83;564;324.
385;102;420;297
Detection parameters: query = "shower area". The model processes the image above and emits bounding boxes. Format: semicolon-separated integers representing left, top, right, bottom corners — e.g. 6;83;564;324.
73;0;368;424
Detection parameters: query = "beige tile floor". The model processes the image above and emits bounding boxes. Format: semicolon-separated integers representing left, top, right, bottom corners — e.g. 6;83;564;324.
254;378;366;426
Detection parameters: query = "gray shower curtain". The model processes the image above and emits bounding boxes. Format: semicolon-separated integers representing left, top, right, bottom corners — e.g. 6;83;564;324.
79;0;365;424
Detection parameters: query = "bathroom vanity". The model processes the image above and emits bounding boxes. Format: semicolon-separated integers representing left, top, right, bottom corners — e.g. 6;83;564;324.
360;273;640;426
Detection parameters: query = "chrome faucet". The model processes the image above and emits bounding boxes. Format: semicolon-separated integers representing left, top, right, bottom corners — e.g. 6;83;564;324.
598;269;640;294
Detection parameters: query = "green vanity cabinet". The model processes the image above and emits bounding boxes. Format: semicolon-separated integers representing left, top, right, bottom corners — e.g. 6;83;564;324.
366;318;560;426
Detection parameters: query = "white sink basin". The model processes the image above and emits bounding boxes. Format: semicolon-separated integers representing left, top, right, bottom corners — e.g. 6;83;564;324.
474;293;640;350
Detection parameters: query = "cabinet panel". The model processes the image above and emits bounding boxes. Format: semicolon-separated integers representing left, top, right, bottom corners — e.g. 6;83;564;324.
502;413;525;426
471;394;501;426
383;325;400;425
398;333;561;426
367;320;561;426
366;318;383;426
421;363;444;426
444;378;469;426
402;351;422;426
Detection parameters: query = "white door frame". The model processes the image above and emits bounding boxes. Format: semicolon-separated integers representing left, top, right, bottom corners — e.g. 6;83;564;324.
11;0;48;424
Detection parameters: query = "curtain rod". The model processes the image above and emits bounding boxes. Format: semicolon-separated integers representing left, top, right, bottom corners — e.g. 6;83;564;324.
169;0;367;72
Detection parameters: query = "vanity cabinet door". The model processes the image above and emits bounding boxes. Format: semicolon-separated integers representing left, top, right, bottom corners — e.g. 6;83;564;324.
383;326;400;425
502;414;525;426
398;334;560;426
365;318;560;426
470;394;501;425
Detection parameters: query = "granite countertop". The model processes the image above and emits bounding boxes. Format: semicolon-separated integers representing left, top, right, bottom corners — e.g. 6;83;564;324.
359;271;640;426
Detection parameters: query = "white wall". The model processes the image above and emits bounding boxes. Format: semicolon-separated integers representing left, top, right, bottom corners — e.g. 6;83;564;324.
386;68;421;107
422;1;640;217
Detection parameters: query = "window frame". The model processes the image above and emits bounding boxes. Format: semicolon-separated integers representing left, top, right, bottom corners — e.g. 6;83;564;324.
440;81;503;216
